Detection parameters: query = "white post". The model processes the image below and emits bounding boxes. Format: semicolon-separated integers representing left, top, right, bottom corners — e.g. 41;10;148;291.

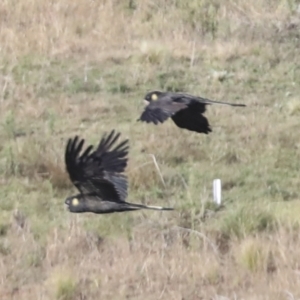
213;179;222;205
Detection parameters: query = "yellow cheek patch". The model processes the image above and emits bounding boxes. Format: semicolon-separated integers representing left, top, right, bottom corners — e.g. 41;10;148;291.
72;198;79;206
151;93;158;101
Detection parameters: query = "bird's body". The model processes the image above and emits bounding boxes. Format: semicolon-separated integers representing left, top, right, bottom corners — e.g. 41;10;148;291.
65;193;173;214
138;91;246;134
64;130;173;214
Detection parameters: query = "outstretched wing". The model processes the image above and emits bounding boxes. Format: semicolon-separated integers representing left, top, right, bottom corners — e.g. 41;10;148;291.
65;136;94;194
65;130;129;202
93;130;129;201
139;98;187;124
171;106;212;134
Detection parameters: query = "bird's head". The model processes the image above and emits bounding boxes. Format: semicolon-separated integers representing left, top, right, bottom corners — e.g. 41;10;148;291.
65;195;85;213
144;91;162;105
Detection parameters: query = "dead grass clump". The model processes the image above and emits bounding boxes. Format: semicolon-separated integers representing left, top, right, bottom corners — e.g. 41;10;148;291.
200;256;221;285
235;237;272;273
128;157;165;191
218;150;241;165
10;136;71;189
47;267;78;300
135;41;173;65
285;98;300;116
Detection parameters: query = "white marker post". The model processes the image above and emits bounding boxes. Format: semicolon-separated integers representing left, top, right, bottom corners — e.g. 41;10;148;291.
213;179;222;206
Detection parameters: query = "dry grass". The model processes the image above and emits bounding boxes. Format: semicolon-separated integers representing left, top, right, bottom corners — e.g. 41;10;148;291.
1;0;300;299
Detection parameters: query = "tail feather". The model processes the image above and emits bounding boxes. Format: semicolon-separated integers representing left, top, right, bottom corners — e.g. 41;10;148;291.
126;202;174;211
199;96;246;107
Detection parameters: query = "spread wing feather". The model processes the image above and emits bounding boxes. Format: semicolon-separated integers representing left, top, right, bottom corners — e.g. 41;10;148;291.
171;107;212;134
95;131;129;174
139;99;187;124
65;130;129;202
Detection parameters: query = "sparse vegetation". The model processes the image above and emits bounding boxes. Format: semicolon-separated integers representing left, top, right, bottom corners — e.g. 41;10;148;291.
0;0;300;299
47;268;78;300
235;237;272;273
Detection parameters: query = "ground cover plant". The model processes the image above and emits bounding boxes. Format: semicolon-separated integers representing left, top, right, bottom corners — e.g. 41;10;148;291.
1;0;300;299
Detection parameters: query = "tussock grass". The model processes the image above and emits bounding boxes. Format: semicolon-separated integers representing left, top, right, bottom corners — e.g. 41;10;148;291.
214;205;277;239
11;136;71;189
235;237;273;273
47;267;78;300
0;0;300;298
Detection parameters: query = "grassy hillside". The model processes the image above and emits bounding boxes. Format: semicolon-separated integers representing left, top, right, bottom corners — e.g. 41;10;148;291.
1;0;300;299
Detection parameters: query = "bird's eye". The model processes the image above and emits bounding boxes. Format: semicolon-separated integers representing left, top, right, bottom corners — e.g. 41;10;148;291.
72;198;79;206
151;93;158;101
